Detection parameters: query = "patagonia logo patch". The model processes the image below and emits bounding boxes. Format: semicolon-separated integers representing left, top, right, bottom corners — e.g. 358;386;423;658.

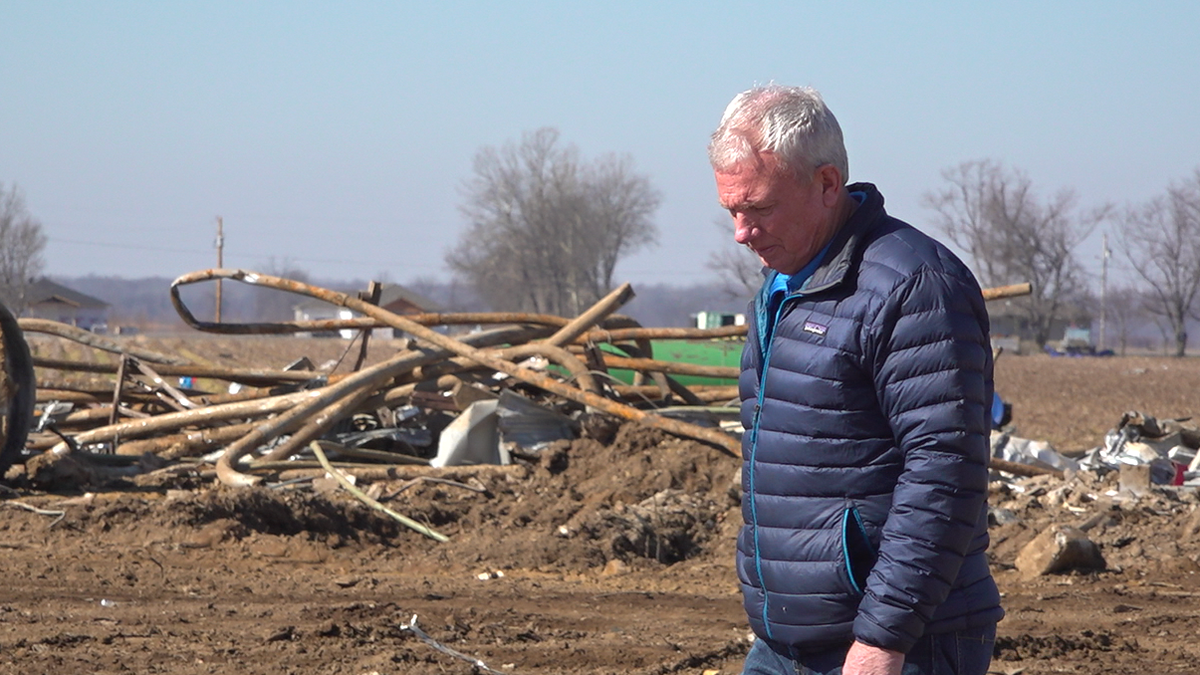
803;320;828;336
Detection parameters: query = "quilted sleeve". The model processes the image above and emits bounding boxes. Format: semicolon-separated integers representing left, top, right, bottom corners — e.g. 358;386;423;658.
852;268;993;653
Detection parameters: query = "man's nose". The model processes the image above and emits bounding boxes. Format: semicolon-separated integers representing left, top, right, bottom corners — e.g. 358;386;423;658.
733;215;758;245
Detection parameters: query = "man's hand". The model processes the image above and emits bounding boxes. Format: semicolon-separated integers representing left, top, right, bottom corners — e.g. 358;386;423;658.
841;640;904;675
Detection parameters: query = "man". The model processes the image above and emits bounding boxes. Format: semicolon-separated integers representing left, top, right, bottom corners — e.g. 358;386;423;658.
710;86;1003;675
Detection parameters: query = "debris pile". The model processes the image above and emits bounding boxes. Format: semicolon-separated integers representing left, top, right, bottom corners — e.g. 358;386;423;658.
9;271;747;523
989;410;1200;579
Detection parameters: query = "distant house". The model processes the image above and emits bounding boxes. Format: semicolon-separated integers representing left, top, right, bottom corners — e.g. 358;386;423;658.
293;283;439;338
23;278;110;331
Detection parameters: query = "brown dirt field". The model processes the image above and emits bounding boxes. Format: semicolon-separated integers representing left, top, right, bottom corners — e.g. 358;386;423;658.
5;340;1200;674
994;353;1200;455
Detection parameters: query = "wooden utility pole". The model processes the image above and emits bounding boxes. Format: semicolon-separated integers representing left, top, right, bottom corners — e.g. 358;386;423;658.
1099;232;1109;351
215;217;224;323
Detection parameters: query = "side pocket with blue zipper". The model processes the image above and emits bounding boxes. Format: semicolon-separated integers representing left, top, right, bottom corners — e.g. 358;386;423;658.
842;506;878;595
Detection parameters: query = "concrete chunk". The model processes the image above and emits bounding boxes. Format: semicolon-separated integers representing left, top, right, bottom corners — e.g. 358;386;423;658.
1119;463;1152;497
1015;525;1106;578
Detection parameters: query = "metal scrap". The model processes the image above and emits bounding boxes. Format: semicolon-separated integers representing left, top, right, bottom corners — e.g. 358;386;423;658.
1080;410;1200;485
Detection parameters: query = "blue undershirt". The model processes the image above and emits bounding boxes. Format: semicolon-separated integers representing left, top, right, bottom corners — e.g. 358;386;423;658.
761;190;865;347
762;242;829;347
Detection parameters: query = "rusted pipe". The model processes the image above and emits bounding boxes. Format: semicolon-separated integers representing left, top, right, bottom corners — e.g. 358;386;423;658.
580;324;748;342
32;356;326;386
629;336;656;389
17;318;193;365
692;388;740;404
306;440;429;465
33;405;124;430
114;421;259;458
542;283;635;347
981;282;1033;301
352;281;382;371
44;388;321;455
588;353;740;380
274;463;528;483
109;355;130;426
612;384;739;398
35;389;117;404
38;386;245;406
613;385;740;404
990;456;1064;479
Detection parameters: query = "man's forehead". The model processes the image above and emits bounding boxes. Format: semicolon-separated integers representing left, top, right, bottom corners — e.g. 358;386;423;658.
714;175;761;208
716;164;788;206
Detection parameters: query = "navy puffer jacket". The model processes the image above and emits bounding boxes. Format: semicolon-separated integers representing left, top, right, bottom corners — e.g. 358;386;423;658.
738;183;1003;656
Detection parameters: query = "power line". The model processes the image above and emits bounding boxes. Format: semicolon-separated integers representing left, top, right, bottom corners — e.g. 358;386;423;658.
47;235;445;271
49;236;204;255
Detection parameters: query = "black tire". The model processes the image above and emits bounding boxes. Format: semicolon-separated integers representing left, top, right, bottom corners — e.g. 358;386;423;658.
0;302;35;476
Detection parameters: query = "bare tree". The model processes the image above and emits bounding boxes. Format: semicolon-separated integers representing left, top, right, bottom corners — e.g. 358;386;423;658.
706;217;763;300
924;160;1106;347
1116;169;1200;357
0;183;48;314
448;128;660;316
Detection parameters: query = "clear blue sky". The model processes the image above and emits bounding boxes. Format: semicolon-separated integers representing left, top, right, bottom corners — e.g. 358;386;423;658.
2;1;1197;288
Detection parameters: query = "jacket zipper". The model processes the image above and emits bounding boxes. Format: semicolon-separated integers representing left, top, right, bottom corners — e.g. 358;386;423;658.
747;290;801;639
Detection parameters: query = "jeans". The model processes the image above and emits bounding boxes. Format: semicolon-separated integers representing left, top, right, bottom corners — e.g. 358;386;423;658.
740;625;997;675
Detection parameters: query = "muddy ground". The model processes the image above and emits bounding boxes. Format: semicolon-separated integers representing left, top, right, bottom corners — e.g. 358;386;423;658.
3;344;1200;675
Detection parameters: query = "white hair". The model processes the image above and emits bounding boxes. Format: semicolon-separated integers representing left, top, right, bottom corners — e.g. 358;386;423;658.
708;85;849;182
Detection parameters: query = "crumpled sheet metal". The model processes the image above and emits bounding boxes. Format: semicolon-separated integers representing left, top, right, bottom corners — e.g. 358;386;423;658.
1078;410;1200;485
990;431;1080;474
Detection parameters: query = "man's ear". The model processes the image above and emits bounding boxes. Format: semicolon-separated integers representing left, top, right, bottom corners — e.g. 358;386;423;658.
816;164;844;207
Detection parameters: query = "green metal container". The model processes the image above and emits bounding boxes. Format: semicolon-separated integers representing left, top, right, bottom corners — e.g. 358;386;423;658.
602;338;744;386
